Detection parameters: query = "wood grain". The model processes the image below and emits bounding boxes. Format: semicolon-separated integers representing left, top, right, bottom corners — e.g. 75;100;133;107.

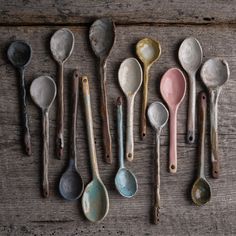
0;24;235;235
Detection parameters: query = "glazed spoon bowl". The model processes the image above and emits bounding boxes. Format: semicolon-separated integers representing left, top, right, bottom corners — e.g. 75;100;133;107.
118;58;143;161
179;37;203;144
136;38;161;138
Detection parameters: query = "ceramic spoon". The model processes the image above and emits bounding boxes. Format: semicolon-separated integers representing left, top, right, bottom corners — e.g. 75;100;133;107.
81;76;109;223
7;40;32;156
178;37;203;144
160;68;186;173
59;70;84;200
50;28;74;159
30;76;57;197
147;101;169;224
115;97;138;198
191;92;211;206
200;58;230;178
118;58;143;162
136;38;161;139
89;18;115;164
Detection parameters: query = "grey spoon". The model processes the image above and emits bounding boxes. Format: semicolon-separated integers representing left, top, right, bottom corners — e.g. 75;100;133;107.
59;70;84;200
178;37;203;144
50;28;74;159
30;76;57;197
115;97;138;198
200;58;230;178
147;102;169;224
7;40;32;156
81;76;109;223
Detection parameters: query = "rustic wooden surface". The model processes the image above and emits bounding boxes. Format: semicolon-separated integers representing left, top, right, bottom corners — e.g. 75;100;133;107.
0;1;236;236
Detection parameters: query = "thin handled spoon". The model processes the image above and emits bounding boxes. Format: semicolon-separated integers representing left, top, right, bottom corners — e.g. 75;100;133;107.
50;28;74;159
59;70;84;200
81;76;109;223
160;68;186;173
30;76;57;197
118;58;143;162
178;37;203;144
191;92;211;206
7;40;32;156
89;18;115;164
115;97;138;198
136;38;161;139
200;58;230;178
147;101;169;224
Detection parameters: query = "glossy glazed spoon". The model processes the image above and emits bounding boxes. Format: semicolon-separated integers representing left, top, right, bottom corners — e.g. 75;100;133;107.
118;58;143;162
115;97;138;198
50;28;74;159
136;38;161;139
179;37;203;144
148;101;169;224
200;58;230;178
30;76;57;197
81;76;109;223
191;92;211;206
89;18;115;164
160;68;186;173
59;70;84;200
7;40;32;156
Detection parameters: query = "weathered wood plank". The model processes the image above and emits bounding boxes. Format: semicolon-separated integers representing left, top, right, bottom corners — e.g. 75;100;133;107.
0;0;236;25
0;25;235;235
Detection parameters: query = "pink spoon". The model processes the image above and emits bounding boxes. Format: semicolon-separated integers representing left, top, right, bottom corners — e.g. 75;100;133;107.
160;68;186;173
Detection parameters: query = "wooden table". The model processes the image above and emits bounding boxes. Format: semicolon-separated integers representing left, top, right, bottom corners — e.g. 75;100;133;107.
0;1;235;235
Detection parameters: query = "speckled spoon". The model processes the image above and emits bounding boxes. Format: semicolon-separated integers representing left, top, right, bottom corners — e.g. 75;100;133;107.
115;97;138;198
179;37;203;144
200;58;230;178
50;28;74;159
136;38;161;139
30;76;57;197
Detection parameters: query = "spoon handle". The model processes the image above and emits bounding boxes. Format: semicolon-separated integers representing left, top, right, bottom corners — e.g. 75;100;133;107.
169;109;177;173
42;110;50;197
99;61;112;164
81;76;100;178
19;68;31;156
56;63;64;159
209;88;221;178
117;97;124;168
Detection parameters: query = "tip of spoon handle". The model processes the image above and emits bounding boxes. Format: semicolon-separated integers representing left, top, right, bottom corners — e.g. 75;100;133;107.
169;164;177;173
105;152;112;164
212;161;220;178
153;206;160;224
126;152;133;162
24;137;32;156
43;187;49;198
187;130;195;144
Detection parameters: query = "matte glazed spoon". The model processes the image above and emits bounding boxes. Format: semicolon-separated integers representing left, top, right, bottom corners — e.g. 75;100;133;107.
7;40;32;156
59;70;84;200
147;101;169;224
179;37;203;144
30;76;57;197
115;97;138;198
136;38;161;139
118;58;143;162
160;68;186;173
191;92;211;206
200;58;230;178
89;18;115;164
81;76;109;223
50;28;74;159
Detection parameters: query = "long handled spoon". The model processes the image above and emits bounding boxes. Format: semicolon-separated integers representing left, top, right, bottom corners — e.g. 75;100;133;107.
115;97;138;198
50;28;74;159
191;92;211;206
59;70;84;200
147;101;169;223
160;68;186;173
118;58;143;162
30;76;57;197
200;58;230;178
89;18;115;164
136;38;161;139
81;76;109;223
7;40;32;156
178;37;203;144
